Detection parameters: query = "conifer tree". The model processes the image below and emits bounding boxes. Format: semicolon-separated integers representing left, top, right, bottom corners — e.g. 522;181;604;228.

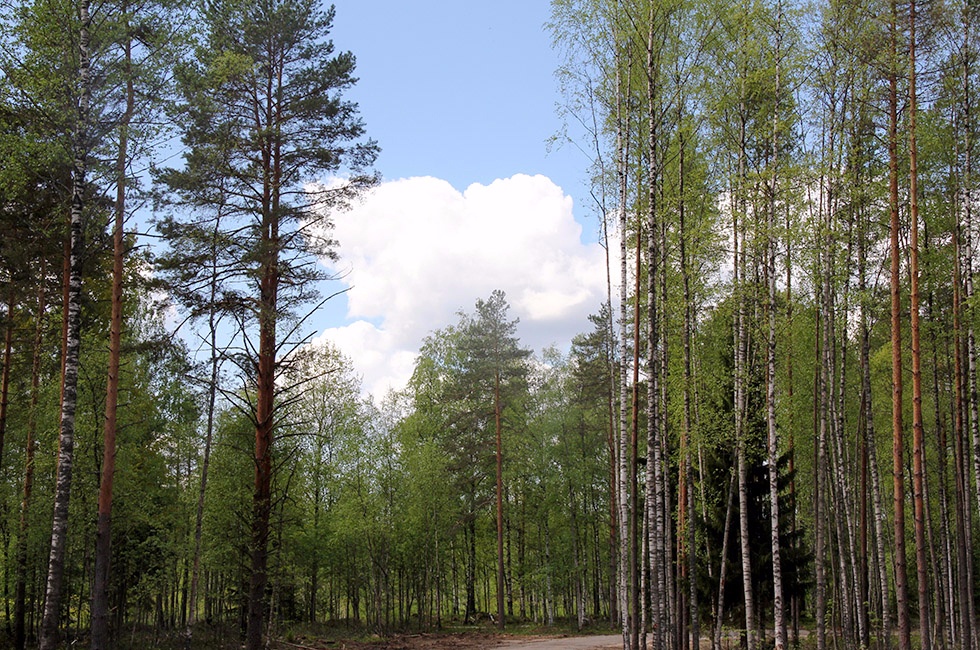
464;290;530;630
157;1;377;646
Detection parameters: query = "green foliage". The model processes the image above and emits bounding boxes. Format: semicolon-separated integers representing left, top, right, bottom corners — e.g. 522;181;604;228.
156;0;379;316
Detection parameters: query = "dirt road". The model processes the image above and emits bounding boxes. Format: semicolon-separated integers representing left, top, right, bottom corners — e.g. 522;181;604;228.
289;632;624;650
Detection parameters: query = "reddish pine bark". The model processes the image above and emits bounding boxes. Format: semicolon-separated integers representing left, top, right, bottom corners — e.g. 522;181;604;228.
91;21;132;649
889;2;911;646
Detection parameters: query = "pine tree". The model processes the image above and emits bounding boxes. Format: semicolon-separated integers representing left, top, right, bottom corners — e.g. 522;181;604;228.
464;290;530;630
157;1;377;646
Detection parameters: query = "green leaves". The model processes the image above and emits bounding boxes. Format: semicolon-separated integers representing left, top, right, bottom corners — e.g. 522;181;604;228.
206;50;254;85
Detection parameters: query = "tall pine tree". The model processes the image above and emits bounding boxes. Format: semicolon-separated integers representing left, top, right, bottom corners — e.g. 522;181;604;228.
157;1;377;646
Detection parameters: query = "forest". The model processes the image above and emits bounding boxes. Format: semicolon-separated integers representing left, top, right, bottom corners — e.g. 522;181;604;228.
1;0;979;649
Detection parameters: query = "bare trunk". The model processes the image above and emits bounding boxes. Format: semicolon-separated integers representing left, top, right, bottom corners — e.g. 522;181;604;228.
889;2;911;646
646;18;664;650
953;239;976;650
91;24;133;649
588;38;619;627
828;201;862;648
853;101;872;650
784;155;799;650
617;62;632;650
646;258;663;650
867;381;892;650
0;291;12;473
956;18;978;647
713;473;735;650
617;256;630;637
629;223;641;650
735;68;756;650
859;162;892;650
39;3;90;646
929;259;954;650
735;243;754;650
604;240;618;627
495;370;505;630
964;18;980;645
678;90;698;650
645;26;666;650
907;5;931;648
246;124;281;650
15;263;45;650
569;481;585;631
815;230;830;650
766;139;785;650
660;238;672;650
767;9;786;648
246;276;276;650
185;213;223;644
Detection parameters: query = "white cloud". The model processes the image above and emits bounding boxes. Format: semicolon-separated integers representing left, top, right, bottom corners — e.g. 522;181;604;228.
314;173;613;399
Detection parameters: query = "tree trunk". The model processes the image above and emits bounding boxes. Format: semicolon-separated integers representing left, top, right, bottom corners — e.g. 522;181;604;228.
907;4;931;648
956;16;978;648
465;514;476;621
495;369;505;630
735;58;756;650
784;150;799;650
15;262;45;650
569;481;585;631
928;256;954;650
827;195;861;649
767;9;786;648
91;21;133;649
0;290;12;474
953;238;976;650
678;88;698;650
615;46;633;650
713;472;735;650
646;17;666;649
39;2;89;646
815;226;830;650
245;178;280;650
660;254;672;650
630;220;641;650
185;211;224;647
244;40;288;646
607;297;619;628
735;245;754;650
889;1;912;646
963;14;980;643
858;152;892;650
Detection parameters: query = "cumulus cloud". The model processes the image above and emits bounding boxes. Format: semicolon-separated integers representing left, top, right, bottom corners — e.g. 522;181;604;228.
313;174;612;399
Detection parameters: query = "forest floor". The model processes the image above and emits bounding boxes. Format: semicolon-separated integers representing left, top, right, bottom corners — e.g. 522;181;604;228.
275;631;623;650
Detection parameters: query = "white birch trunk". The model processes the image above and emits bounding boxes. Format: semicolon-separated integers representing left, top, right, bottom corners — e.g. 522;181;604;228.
767;9;786;648
39;4;90;648
735;70;756;650
615;50;632;650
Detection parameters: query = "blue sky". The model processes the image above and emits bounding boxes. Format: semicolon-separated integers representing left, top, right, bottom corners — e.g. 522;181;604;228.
329;1;590;200
303;1;614;398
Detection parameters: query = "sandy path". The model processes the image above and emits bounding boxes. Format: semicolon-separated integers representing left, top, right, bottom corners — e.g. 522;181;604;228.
498;635;622;649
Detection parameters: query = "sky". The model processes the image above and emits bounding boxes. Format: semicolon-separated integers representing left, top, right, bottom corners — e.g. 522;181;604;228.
307;1;613;399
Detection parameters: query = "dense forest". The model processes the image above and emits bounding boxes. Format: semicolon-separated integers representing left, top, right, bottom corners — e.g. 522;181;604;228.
1;0;979;649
